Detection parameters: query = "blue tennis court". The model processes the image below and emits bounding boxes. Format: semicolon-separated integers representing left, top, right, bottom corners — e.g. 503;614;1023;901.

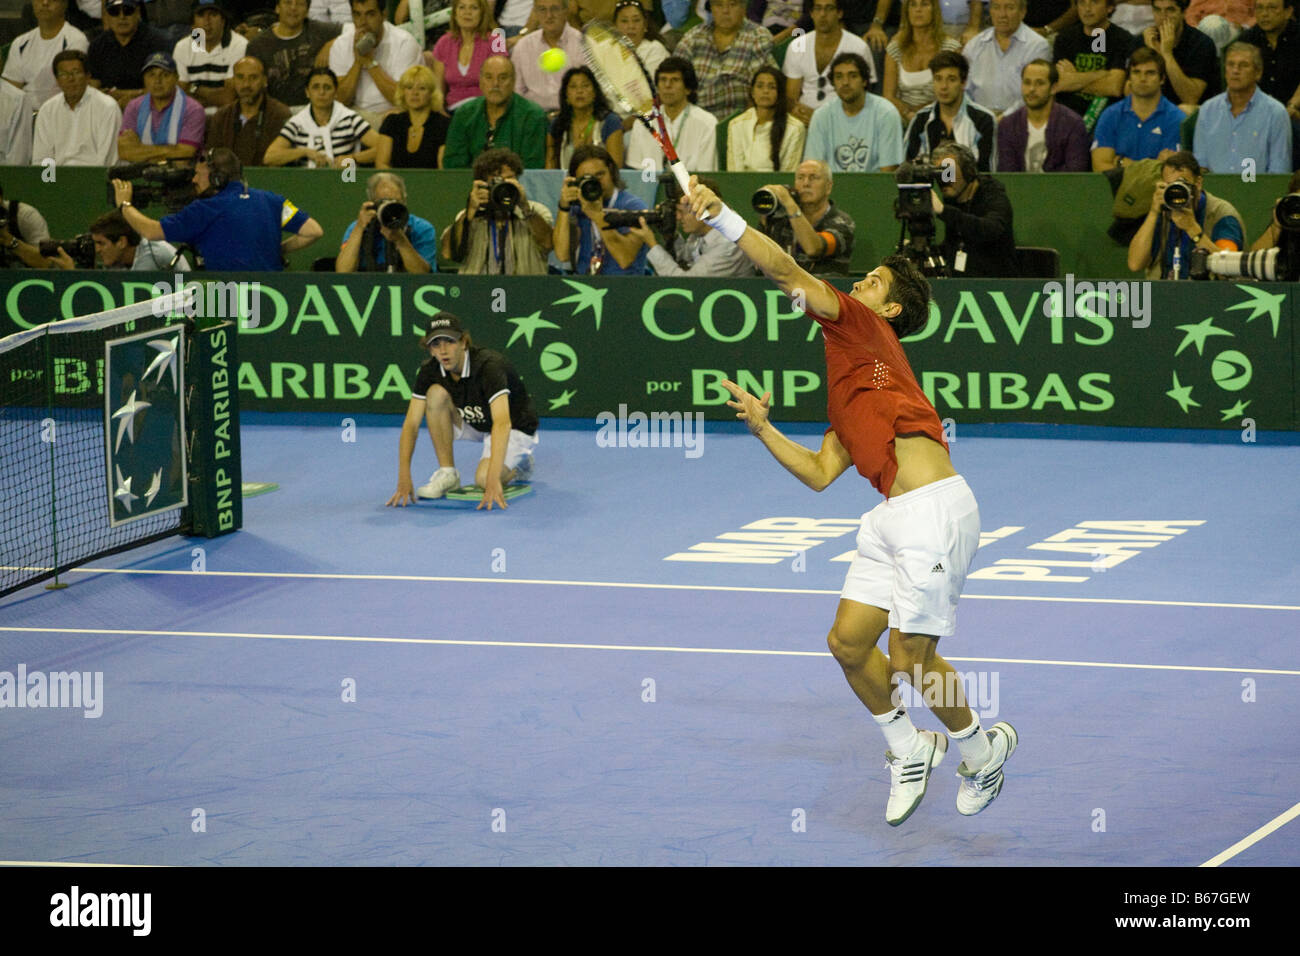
1;415;1297;866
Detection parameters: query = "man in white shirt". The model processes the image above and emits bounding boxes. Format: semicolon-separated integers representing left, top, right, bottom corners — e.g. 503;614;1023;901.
961;0;1050;117
624;56;718;173
510;0;585;113
784;0;874;128
0;81;36;166
33;50;122;166
629;179;756;277
1;0;89;108
324;0;422;124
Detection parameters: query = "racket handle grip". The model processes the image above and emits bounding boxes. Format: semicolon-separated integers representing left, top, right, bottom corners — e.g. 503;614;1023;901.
666;160;691;199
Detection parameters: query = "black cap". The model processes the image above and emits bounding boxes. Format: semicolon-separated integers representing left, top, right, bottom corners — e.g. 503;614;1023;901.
421;312;465;345
141;52;177;76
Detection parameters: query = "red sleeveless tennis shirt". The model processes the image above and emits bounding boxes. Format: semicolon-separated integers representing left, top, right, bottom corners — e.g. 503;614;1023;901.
811;284;947;497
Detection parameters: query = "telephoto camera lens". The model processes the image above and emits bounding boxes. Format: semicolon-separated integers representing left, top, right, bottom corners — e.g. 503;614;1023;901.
577;175;603;203
376;199;409;230
751;187;779;216
489;177;520;211
1164;181;1193;209
1276;192;1300;231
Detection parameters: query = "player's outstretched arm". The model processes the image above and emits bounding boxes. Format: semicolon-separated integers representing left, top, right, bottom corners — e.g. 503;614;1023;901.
386;398;426;507
723;380;852;492
688;177;840;321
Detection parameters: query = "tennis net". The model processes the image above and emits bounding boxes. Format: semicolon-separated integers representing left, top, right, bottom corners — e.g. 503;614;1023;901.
0;290;195;598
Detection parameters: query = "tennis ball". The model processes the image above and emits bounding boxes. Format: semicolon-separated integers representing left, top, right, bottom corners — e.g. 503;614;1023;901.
540;47;567;73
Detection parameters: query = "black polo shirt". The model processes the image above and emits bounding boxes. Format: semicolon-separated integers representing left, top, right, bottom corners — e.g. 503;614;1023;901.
1052;21;1136;118
87;24;170;91
1239;20;1300;106
938;175;1018;278
1163;26;1221;105
410;346;539;435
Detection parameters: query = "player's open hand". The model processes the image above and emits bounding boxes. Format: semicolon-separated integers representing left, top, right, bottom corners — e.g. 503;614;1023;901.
387;478;416;507
721;379;771;437
477;479;508;511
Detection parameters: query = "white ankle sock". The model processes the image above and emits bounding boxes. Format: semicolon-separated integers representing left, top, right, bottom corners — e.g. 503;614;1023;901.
873;707;921;757
952;716;992;770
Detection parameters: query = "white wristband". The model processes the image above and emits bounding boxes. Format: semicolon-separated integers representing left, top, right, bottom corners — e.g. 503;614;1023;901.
702;203;747;243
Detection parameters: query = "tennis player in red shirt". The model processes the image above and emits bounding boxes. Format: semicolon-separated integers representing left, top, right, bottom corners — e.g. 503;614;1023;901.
687;177;1018;826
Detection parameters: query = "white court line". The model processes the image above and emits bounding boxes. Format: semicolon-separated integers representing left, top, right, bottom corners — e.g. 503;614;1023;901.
0;860;161;868
2;626;1297;675
8;566;1299;612
1201;801;1300;867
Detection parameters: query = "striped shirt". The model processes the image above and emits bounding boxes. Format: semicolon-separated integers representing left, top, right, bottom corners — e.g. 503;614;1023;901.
278;101;371;164
673;20;777;121
172;31;248;89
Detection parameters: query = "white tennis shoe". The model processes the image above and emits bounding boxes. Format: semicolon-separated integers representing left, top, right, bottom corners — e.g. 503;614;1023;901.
884;730;947;826
955;722;1018;816
417;467;460;499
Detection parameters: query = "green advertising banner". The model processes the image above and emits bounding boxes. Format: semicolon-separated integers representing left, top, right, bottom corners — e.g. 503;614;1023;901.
1;273;1294;430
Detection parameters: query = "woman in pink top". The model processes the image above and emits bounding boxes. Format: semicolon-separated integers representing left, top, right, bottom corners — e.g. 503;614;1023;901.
430;0;500;110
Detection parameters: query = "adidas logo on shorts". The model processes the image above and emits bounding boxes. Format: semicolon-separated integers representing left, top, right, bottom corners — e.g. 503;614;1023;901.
931;563;945;573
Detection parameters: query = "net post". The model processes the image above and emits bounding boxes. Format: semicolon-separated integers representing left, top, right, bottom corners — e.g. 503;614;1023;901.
185;319;243;538
41;328;66;590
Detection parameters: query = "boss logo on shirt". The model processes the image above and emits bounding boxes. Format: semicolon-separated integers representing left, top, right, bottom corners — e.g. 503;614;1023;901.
462;404;486;425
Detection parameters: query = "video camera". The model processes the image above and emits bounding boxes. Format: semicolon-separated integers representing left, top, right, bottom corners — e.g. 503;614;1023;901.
38;234;96;269
106;161;197;213
1189;192;1300;282
891;159;948;277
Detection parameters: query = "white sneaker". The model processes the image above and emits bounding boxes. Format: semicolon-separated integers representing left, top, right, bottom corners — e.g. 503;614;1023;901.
884;730;947;826
956;722;1018;816
511;454;533;483
416;466;460;499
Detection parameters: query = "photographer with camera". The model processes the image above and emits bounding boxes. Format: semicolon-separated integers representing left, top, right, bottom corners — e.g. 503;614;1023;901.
1250;172;1300;253
1126;150;1244;279
626;178;755;277
0;183;53;270
43;208;189;271
920;140;1017;277
439;147;554;276
336;172;436;273
553;144;650;276
113;146;325;270
755;159;856;276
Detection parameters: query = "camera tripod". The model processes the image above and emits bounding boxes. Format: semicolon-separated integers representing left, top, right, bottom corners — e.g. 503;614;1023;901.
894;217;948;278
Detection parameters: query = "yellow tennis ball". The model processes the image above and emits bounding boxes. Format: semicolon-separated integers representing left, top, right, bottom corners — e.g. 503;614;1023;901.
540;47;567;73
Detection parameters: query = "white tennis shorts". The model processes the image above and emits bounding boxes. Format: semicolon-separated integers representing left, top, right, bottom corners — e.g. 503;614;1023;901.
840;475;980;637
455;422;539;472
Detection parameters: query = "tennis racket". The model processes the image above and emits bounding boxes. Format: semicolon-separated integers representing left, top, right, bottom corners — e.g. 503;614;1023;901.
580;19;692;199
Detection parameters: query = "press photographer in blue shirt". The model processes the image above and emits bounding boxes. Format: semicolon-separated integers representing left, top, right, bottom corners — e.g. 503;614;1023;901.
111;147;324;270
